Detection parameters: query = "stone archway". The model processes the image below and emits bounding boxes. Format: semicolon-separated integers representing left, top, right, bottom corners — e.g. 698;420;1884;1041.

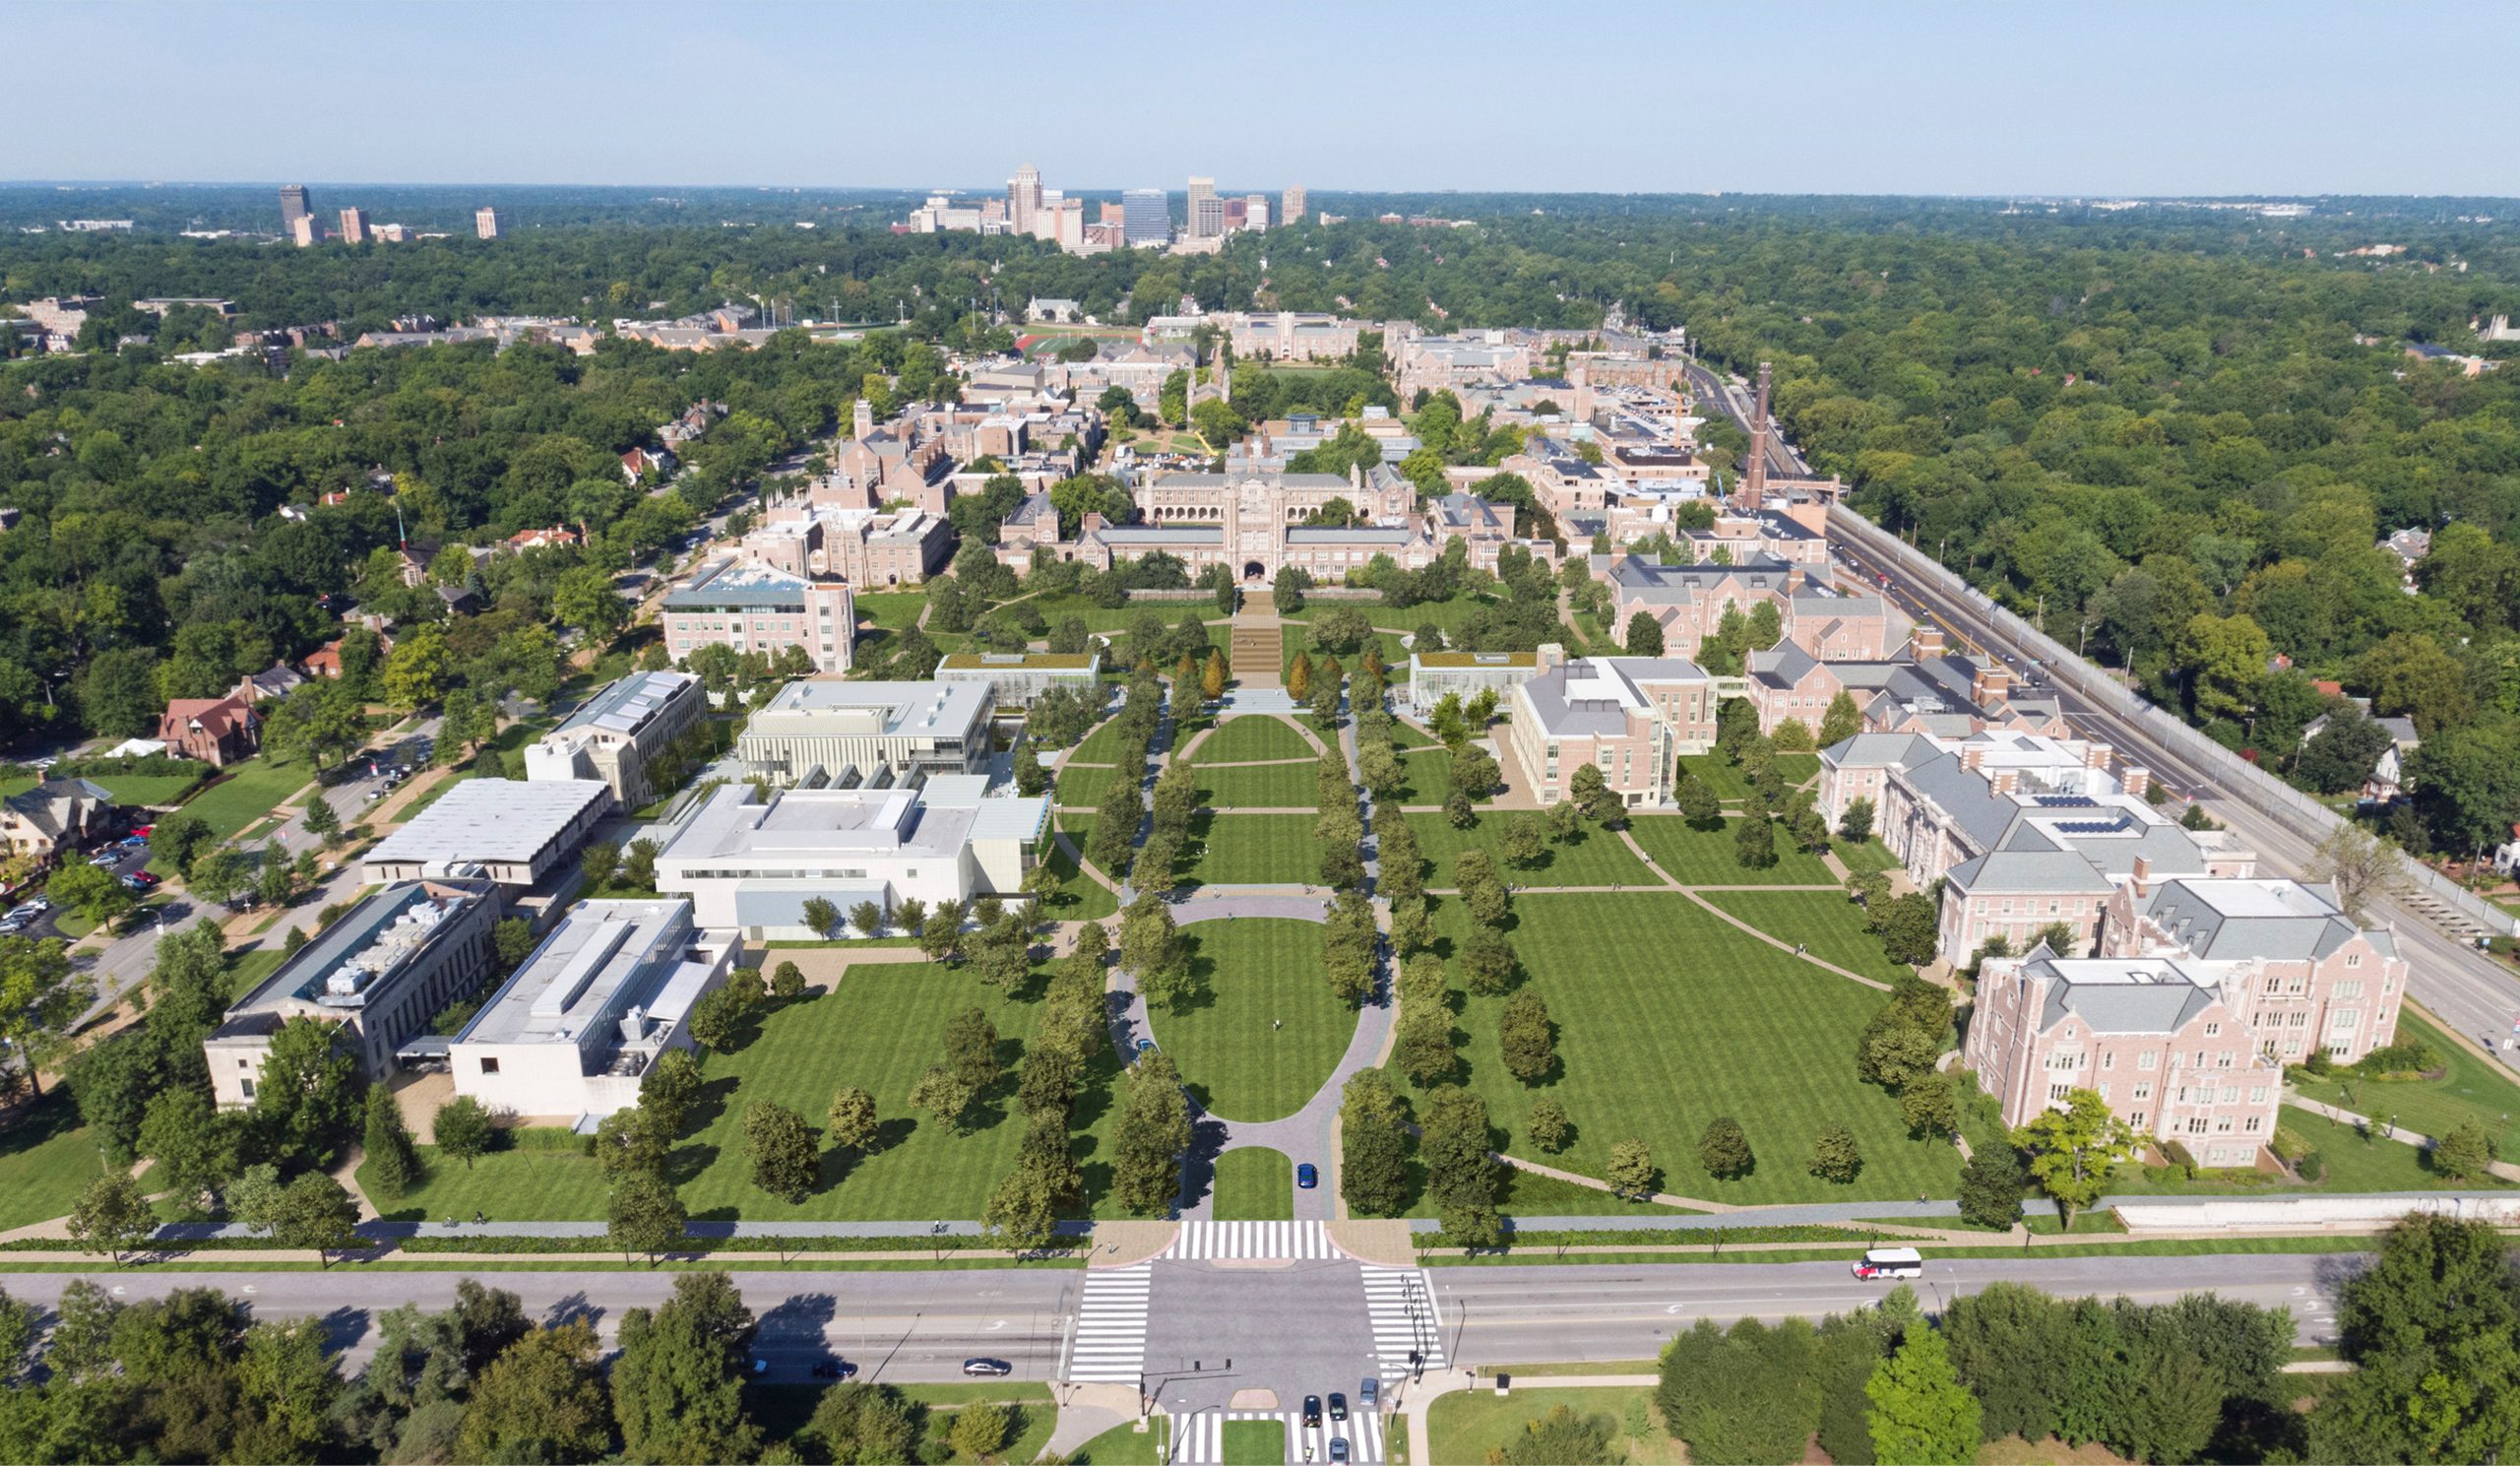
1242;560;1268;582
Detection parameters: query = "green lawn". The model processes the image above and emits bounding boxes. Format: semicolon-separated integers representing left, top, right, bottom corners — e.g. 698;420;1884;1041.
1223;1420;1285;1465
1211;1146;1295;1220
0;1094;116;1231
176;754;322;844
1486;1167;1703;1218
1774;752;1820;787
1835;839;1902;874
1431;892;1963;1204
1191;716;1317;764
851;591;926;633
1070;1420;1166;1465
1428;1386;1680;1466
674;964;1118;1221
1698;889;1912;983
1056;763;1120;808
1677;754;1755;803
1389;718;1440;750
2289;1011;2520;1163
378;961;1129;1223
1627;815;1840;886
1181;814;1322;886
1194;761;1320;810
362;1130;609;1224
1073;718;1140;764
1038;827;1118;923
225;945;288;999
1406;811;1656;889
90;771;211;807
1152;920;1356;1122
1280;621;1409;684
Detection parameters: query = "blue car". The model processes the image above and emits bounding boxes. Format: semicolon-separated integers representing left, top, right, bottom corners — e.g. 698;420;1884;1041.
1135;1038;1156;1058
1296;1163;1318;1189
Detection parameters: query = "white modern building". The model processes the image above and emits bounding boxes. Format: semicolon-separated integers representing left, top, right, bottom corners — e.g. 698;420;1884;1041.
360;778;613;890
735;679;993;787
205;879;500;1103
933;651;1103;709
448;899;735;1123
655;775;1047;938
524;670;705;809
1404;648;1547;715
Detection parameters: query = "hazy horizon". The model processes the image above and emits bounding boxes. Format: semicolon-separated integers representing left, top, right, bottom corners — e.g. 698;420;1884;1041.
9;0;2516;198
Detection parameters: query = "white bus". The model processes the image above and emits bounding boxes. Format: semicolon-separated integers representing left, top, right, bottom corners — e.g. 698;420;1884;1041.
1853;1246;1922;1280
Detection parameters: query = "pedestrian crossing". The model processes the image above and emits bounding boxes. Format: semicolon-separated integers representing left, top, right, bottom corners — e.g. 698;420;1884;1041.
1170;1408;1388;1464
1064;1264;1152;1383
1360;1265;1445;1380
1166;1220;1344;1260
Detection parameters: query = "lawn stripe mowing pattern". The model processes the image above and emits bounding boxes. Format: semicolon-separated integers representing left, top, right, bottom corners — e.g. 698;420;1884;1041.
1190;716;1315;764
1194;761;1321;809
1698;889;1912;984
1626;815;1839;886
1151;920;1355;1122
1677;754;1756;802
1432;892;1960;1205
376;961;1130;1223
1404;811;1655;889
2288;1009;2520;1163
1181;814;1320;886
1211;1146;1294;1220
1072;717;1140;764
1056;762;1120;808
1430;1386;1676;1466
1835;839;1902;874
175;754;323;844
1223;1421;1285;1466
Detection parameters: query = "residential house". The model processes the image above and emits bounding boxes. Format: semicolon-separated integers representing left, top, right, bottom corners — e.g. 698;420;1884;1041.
158;693;260;766
0;778;115;860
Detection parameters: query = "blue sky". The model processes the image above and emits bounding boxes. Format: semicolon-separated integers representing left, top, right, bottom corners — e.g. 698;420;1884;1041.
9;0;2515;196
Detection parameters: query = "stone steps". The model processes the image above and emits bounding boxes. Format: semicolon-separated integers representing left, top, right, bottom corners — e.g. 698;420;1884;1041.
1229;624;1283;686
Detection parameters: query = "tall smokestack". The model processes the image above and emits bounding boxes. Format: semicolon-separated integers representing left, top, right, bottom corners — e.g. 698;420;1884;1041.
1742;362;1772;510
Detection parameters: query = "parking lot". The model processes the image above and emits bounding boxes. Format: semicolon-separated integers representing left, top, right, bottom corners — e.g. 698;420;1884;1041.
3;831;158;943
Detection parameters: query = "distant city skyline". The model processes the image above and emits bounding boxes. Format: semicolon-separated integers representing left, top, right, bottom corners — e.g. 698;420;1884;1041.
7;0;2518;197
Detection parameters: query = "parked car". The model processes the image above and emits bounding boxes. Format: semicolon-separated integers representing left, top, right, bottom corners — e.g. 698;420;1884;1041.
119;870;161;891
1295;1163;1318;1189
131;825;154;839
810;1359;856;1380
962;1358;1013;1377
1853;1246;1923;1280
26;896;49;912
87;851;121;866
1302;1396;1323;1429
1134;1037;1156;1058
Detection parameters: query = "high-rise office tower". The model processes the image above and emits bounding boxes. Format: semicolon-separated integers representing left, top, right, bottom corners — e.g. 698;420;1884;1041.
279;184;310;230
289;216;318;248
474;206;502;240
1008;162;1042;235
338;208;370;245
1122;188;1169;246
1186;176;1219;239
1243;194;1269;230
1282;185;1306;227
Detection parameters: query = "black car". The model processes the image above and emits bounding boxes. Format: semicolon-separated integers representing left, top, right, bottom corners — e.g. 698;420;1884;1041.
810;1359;856;1380
1301;1395;1323;1429
1328;1392;1348;1423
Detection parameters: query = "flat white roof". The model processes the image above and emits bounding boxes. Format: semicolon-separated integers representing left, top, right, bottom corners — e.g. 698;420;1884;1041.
364;778;610;865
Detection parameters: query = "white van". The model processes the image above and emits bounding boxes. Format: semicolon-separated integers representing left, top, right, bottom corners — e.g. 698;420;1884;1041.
1853;1246;1922;1280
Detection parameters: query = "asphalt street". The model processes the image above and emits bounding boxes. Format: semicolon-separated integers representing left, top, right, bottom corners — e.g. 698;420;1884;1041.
1427;1252;2358;1366
1139;1257;1378;1417
0;1268;1083;1383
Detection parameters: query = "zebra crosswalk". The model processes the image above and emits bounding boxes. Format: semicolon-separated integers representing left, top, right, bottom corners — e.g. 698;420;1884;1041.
1359;1265;1445;1380
1064;1264;1152;1383
1166;1220;1343;1260
1170;1408;1388;1464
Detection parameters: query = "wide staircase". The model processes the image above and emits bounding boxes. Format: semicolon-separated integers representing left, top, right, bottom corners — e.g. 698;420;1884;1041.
1229;622;1283;688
